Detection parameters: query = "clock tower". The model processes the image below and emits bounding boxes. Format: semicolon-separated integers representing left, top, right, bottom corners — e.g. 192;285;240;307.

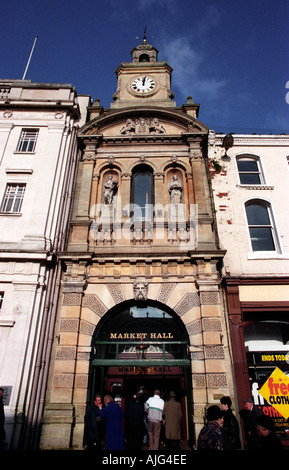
40;35;234;453
111;34;176;108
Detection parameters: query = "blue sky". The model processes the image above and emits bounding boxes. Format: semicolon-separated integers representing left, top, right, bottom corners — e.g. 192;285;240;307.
1;0;288;134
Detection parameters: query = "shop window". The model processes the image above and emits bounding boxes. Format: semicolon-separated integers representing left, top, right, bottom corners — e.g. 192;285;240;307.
131;164;154;221
237;155;264;184
245;201;277;251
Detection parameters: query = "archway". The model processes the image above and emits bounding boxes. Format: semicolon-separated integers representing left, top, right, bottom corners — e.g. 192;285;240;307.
89;299;192;444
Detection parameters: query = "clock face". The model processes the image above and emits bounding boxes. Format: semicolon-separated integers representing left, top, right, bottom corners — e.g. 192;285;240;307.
131;76;156;94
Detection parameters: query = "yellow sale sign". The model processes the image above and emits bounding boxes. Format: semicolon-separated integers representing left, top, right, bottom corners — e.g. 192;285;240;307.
259;367;289;420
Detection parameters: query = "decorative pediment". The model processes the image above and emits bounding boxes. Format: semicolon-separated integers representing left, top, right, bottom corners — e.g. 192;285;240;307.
78;107;208;139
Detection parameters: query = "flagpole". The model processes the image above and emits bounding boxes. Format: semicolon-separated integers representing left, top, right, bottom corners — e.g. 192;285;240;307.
22;35;38;80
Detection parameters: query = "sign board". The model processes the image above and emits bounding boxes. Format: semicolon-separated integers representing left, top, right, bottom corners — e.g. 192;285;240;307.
259;367;289;420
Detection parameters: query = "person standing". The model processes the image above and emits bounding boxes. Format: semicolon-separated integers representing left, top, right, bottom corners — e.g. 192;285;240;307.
125;394;145;450
84;394;103;450
99;394;124;450
144;389;164;450
220;396;241;449
197;405;226;451
239;398;263;450
0;388;6;451
162;391;182;450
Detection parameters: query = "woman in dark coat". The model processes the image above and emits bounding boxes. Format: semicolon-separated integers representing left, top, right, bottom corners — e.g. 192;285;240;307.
220;396;241;449
99;395;124;450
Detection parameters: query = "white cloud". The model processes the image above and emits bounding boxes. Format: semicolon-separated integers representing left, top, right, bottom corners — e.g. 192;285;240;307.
160;36;228;102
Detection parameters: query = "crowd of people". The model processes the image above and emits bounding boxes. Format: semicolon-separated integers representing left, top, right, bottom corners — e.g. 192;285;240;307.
84;388;284;451
84;387;182;451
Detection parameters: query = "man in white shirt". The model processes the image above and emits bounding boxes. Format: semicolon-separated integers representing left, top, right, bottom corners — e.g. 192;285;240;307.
144;390;164;450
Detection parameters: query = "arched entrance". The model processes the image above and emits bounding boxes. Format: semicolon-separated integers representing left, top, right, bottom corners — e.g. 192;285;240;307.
90;300;192;444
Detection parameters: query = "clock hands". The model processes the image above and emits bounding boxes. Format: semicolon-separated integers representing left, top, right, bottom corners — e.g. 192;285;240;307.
142;76;146;86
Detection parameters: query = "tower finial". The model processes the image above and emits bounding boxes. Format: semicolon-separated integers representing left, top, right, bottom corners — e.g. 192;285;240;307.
143;26;147;42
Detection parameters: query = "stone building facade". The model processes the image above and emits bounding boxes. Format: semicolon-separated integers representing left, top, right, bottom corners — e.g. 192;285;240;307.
40;39;236;449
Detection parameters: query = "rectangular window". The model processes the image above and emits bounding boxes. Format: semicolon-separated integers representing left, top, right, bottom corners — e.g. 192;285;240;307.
16;129;39;152
0;292;4;310
1;184;26;213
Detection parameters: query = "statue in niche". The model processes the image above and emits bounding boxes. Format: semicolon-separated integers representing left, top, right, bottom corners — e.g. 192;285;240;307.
133;281;148;302
103;175;118;204
168;175;183;204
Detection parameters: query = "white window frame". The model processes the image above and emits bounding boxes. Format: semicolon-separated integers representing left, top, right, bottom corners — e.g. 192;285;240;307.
245;200;279;253
236;155;265;185
16;128;39;153
1;183;26;213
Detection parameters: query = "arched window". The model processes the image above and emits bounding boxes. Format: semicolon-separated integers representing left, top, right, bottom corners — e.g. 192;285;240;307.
131;164;154;221
237;155;264;184
245;201;276;251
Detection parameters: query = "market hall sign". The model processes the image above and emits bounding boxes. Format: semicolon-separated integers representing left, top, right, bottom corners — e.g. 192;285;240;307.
109;332;174;340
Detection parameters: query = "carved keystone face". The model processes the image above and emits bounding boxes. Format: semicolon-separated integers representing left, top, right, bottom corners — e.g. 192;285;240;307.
133;281;148;301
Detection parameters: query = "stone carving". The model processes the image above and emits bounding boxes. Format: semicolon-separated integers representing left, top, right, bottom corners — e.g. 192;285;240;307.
174;292;200;317
200;291;219;305
157;283;176;304
107;284;125;304
120;119;136;134
103;175;118;204
133;281;148;301
168;175;183;204
63;293;82;306
207;374;228;388
202;318;222;332
83;294;107;317
149;118;166;134
120;117;166;135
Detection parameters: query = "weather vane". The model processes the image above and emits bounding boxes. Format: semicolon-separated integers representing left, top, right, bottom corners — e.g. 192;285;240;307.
136;27;153;42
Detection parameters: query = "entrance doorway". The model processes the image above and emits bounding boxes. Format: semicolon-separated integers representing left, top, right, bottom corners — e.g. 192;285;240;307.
92;365;190;443
90;300;192;444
